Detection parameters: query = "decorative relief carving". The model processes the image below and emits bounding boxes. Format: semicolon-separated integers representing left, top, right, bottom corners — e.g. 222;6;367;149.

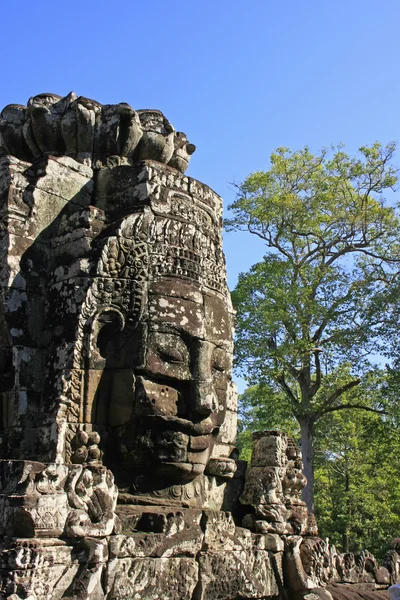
64;464;118;538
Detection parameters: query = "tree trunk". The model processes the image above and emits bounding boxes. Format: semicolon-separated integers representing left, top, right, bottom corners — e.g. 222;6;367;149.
298;415;315;514
344;464;350;552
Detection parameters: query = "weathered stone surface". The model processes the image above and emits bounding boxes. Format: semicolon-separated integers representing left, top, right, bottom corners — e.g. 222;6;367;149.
106;557;199;600
115;505;202;535
241;432;309;536
251;429;288;468
300;590;334;600
0;91;249;599
0;97;235;487
327;583;389;599
0;538;78;600
264;533;285;552
196;549;279;599
109;528;203;559
1;94;196;172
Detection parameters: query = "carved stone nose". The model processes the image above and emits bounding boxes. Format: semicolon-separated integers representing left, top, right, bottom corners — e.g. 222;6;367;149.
193;380;217;416
192;342;217;416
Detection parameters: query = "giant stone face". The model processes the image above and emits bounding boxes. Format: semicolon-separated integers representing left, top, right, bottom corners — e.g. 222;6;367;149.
0;92;238;509
91;278;235;499
0;91;338;600
131;283;231;477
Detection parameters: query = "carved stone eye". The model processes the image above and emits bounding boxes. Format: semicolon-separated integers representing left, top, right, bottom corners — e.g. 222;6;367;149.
157;346;185;364
212;362;225;373
212;348;229;373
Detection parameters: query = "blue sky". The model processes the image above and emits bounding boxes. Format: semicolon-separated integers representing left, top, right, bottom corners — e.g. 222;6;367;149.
2;0;399;284
2;0;399;388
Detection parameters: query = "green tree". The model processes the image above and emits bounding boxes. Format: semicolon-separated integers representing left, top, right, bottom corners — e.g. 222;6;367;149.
226;143;399;511
314;396;400;557
237;384;299;461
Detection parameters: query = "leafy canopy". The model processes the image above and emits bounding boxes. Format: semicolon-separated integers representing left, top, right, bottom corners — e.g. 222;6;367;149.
226;143;400;418
315;394;400;557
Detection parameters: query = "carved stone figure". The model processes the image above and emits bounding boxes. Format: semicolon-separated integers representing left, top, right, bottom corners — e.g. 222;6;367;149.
240;431;309;535
0;92;237;509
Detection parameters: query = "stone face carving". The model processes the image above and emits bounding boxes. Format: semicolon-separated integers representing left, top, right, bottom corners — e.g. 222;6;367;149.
239;433;393;598
0;92;245;599
0;93;397;600
0;93;236;509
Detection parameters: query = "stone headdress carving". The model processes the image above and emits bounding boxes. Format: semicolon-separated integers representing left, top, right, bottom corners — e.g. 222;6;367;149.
0;92;195;171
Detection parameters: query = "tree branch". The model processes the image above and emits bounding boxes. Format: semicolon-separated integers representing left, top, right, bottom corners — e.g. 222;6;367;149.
309;350;321;397
276;373;300;405
315;379;361;419
318;403;387;417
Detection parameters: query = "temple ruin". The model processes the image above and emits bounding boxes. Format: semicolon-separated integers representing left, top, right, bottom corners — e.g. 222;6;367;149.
0;92;398;599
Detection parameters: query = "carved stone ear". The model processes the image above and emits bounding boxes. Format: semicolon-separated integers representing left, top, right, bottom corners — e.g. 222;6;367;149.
95;309;125;360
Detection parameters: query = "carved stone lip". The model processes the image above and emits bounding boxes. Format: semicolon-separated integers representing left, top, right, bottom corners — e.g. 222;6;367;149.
159;461;207;477
188;435;212;452
151;415;220;437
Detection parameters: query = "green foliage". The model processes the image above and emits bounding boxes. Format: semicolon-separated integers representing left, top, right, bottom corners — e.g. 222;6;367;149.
227;142;400;509
228;143;400;412
237;384;299;461
315;405;400;558
226;144;398;250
